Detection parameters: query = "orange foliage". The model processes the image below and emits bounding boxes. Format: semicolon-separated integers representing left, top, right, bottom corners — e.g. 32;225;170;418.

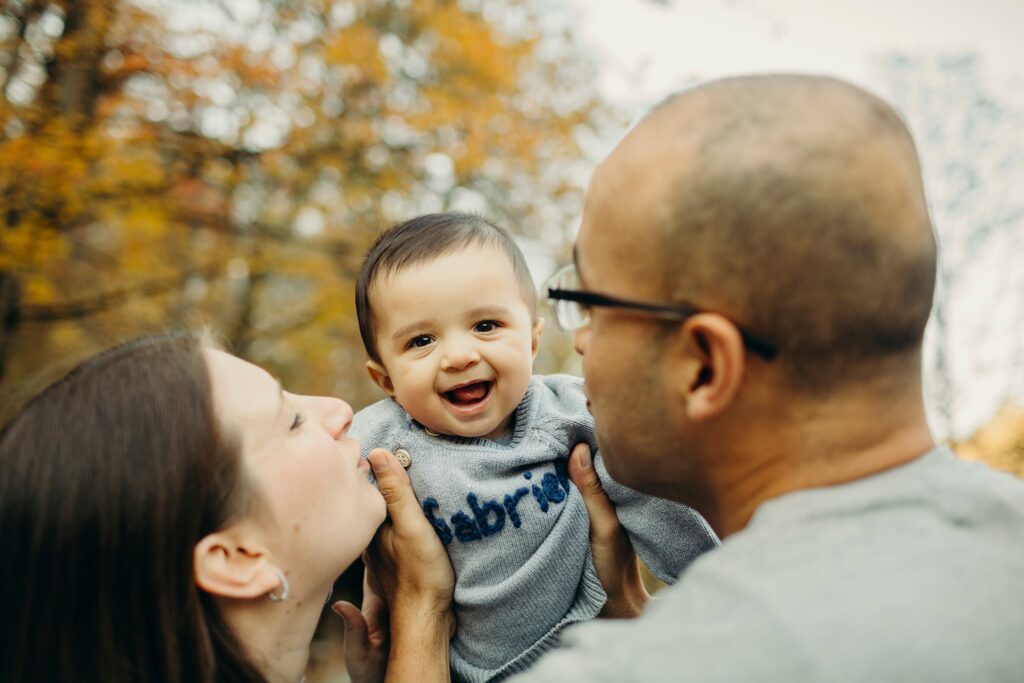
0;0;607;411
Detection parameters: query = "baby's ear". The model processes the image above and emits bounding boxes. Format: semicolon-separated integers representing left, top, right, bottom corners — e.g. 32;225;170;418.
366;360;395;395
531;317;545;358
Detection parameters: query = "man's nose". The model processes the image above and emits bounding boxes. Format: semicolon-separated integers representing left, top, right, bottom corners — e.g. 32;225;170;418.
441;339;481;371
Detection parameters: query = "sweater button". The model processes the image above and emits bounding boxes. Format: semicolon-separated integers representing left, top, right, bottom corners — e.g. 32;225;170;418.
394;448;412;469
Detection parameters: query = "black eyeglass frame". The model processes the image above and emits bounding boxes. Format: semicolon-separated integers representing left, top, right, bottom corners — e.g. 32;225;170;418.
547;286;778;361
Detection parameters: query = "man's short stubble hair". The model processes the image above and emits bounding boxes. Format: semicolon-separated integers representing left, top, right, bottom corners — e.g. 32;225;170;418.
646;75;937;392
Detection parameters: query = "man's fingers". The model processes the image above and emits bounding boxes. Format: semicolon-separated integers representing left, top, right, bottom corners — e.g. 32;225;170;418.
368;448;423;528
334;600;369;659
569;443;619;539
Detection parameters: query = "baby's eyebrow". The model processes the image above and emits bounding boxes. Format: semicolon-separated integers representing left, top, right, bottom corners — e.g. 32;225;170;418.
466;305;512;319
392;319;434;342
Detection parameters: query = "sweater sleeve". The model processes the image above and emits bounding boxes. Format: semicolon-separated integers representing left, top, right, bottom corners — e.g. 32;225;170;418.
594;453;719;583
533;375;719;583
350;398;409;460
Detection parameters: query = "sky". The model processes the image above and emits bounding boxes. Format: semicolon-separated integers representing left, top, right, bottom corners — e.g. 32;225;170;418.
561;0;1024;116
553;0;1024;439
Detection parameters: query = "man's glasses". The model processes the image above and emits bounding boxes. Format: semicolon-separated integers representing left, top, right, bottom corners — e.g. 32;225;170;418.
544;264;778;361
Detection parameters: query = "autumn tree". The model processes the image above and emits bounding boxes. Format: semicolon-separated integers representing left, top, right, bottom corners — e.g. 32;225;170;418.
0;0;607;409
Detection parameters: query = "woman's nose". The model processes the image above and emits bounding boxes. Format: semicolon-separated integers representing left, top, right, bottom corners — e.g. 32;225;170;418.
320;397;353;439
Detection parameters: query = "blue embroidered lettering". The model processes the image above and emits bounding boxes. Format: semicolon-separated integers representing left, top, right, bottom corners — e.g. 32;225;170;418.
541;472;566;503
422;498;453;545
450;511;483;542
531;484;549;512
503;487;530;528
554;458;570;494
467;493;505;536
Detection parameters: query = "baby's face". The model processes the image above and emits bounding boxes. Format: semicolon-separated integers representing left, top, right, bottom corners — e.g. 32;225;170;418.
367;244;541;440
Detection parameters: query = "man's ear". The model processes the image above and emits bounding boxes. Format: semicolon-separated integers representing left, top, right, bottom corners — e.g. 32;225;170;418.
673;313;746;422
366;360;395;395
531;317;545;359
193;530;281;600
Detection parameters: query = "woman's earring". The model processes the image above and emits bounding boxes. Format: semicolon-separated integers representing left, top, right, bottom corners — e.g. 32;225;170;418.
267;568;290;602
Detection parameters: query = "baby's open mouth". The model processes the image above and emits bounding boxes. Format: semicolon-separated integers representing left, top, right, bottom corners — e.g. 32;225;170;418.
444;381;492;406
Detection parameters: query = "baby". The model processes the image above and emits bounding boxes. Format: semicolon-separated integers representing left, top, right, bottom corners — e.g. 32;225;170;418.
350;213;717;683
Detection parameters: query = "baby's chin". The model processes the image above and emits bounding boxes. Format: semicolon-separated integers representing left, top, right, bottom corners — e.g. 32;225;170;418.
422;414;512;441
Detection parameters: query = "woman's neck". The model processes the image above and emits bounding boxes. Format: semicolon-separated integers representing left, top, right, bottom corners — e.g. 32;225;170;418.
220;584;330;683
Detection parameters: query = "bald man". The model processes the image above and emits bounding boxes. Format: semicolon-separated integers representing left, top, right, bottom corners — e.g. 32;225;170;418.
521;74;1024;682
378;75;1024;682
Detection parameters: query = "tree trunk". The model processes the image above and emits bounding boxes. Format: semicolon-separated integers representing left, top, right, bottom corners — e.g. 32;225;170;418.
0;272;21;382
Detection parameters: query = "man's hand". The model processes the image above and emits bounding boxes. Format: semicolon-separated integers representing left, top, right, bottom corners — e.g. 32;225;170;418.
333;567;389;683
569;443;650;618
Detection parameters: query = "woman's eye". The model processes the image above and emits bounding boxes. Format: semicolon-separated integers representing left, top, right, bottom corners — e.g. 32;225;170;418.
474;320;499;333
290;412;305;431
409;335;433;349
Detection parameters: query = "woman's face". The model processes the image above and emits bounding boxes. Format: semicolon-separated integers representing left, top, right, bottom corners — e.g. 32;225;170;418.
205;349;385;591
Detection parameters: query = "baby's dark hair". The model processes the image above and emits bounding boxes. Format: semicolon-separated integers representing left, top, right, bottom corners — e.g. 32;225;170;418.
356;212;538;362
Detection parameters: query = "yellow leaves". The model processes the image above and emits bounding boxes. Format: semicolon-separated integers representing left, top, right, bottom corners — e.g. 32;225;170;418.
88;136;167;196
0;221;69;275
325;22;388;84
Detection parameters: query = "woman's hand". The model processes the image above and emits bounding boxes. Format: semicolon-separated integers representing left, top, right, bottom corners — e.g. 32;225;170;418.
569;443;650;618
362;448;454;683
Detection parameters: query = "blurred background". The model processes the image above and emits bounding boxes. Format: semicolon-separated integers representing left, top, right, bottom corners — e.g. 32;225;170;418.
2;0;1022;679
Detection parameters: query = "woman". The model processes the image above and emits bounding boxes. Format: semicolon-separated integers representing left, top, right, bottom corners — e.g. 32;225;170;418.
0;332;453;683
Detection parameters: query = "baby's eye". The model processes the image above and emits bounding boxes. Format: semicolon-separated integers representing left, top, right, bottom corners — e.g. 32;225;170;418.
474;320;501;333
290;412;305;431
408;335;434;349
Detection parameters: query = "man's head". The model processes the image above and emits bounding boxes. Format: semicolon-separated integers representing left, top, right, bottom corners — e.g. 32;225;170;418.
573;75;937;500
356;213;542;439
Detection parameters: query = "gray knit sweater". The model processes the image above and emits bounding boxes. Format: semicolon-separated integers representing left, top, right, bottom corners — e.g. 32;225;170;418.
350;374;718;683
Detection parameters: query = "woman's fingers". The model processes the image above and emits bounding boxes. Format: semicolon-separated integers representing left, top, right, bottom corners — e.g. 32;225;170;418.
568;443;650;618
368;448;423;529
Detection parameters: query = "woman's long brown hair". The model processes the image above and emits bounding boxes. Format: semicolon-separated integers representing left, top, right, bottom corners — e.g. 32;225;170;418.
0;333;268;682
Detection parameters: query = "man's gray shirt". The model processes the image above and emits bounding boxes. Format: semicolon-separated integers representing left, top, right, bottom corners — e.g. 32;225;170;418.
516;447;1024;682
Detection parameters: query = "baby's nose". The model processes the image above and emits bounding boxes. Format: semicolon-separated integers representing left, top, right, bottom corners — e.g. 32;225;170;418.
441;341;481;371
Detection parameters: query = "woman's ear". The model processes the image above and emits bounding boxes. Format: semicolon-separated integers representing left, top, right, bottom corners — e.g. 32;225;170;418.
193;531;281;600
674;313;746;422
531;317;545;359
366;360;394;395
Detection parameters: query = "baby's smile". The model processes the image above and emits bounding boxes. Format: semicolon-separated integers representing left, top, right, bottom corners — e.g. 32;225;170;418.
442;380;494;415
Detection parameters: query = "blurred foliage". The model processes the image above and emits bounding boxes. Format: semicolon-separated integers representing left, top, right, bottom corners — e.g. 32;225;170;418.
0;0;607;410
955;402;1024;479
